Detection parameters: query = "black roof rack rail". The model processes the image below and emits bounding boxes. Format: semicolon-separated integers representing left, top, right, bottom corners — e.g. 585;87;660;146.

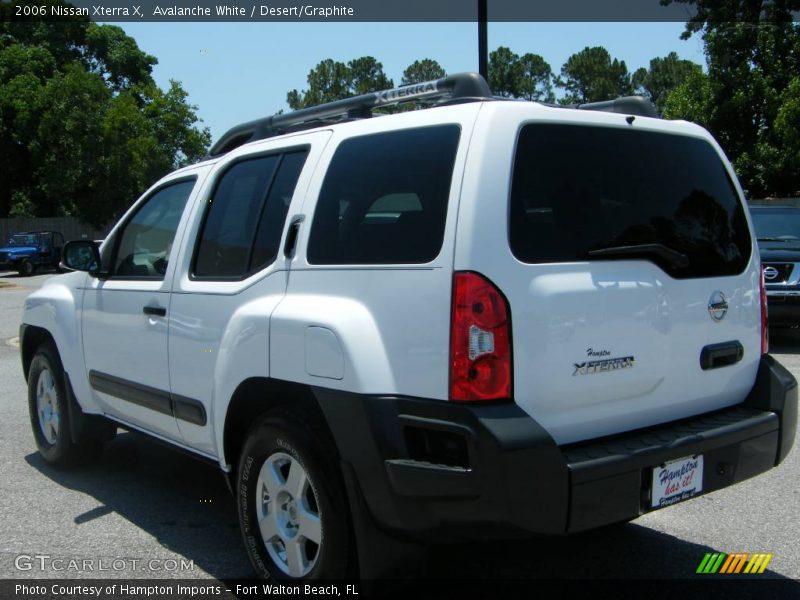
576;96;658;118
209;72;493;157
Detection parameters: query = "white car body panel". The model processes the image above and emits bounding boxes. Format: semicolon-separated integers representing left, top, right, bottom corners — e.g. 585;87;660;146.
20;98;763;463
455;103;760;443
168;131;333;457
270;103;482;402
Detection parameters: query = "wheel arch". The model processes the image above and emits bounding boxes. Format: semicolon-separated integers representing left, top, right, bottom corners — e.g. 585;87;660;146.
20;325;57;382
221;377;339;475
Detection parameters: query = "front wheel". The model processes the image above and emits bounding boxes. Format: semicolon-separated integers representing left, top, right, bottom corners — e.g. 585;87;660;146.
237;411;350;580
28;342;108;467
18;259;34;277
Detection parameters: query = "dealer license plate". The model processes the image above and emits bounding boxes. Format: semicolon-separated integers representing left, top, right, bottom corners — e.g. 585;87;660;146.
650;455;703;508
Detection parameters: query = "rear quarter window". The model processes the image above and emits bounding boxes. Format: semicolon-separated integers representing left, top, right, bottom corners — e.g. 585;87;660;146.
509;124;752;278
307;125;461;265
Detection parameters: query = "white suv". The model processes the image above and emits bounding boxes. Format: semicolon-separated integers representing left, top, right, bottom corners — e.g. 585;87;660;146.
20;73;797;581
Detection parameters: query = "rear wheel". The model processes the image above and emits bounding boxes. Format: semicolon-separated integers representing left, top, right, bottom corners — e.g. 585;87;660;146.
237;410;350;580
18;259;34;277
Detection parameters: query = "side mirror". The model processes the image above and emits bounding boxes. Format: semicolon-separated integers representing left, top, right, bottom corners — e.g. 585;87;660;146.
62;240;101;275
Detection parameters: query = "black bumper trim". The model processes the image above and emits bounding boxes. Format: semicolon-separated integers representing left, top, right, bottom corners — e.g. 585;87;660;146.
312;354;796;541
563;406;778;484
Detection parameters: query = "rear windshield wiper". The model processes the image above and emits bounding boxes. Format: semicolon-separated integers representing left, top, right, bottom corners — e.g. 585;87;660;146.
757;237;800;242
587;243;690;269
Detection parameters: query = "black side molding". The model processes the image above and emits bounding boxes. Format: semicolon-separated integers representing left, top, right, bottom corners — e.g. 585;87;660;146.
700;341;743;370
89;370;207;426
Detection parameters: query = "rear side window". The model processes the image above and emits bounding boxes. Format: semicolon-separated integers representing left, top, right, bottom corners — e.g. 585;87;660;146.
193;149;308;279
509;124;751;278
307;125;461;265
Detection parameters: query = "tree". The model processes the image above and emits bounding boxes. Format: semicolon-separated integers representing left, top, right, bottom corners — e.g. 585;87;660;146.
0;0;210;225
662;0;800;197
348;56;392;95
488;47;554;102
287;56;392;109
632;52;702;113
518;53;555;102
84;22;157;92
401;59;446;85
557;46;633;104
662;69;714;127
489;46;521;97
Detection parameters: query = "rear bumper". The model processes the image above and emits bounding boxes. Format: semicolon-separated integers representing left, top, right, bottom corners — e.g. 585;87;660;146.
314;355;797;541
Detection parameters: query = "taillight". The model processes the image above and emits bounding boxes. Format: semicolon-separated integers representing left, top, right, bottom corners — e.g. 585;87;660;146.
449;271;512;402
761;266;769;354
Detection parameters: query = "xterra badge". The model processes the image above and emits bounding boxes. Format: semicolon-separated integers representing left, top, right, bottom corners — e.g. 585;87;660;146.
573;349;635;375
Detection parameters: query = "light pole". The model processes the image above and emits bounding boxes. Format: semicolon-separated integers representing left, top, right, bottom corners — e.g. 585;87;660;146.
478;0;488;80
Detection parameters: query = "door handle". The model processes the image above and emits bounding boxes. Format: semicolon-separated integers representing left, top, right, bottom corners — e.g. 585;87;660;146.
283;215;305;259
700;341;743;370
143;305;167;317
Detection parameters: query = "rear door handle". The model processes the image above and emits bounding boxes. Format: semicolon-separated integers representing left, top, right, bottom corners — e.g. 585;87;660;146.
143;306;167;317
700;341;743;370
283;215;305;259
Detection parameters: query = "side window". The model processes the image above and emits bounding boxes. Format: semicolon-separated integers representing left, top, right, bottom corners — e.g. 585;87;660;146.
307;125;461;265
250;151;308;271
193;149;308;279
114;179;196;279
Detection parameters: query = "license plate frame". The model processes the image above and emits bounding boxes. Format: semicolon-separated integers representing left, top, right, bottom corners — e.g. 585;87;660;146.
650;455;704;508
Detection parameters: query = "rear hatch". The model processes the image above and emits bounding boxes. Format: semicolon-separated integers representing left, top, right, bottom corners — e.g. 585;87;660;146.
459;108;761;445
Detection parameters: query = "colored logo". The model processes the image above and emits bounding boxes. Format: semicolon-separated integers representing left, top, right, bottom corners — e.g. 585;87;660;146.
696;552;773;574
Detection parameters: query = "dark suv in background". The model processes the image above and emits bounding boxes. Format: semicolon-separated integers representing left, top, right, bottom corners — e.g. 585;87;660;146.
750;204;800;327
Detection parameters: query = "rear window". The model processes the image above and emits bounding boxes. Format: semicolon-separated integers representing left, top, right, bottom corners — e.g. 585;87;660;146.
509;124;751;278
307;125;461;265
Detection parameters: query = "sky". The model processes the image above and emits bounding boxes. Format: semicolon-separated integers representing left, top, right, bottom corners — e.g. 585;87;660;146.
115;22;707;144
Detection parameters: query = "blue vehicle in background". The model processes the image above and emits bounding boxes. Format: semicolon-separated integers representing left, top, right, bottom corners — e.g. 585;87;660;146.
0;231;65;276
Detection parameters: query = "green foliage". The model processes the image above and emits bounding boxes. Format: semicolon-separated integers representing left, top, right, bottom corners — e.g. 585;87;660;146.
84;23;157;92
488;46;520;98
518;53;555;102
557;46;633;104
287;57;393;109
401;59;446;85
632;52;702;113
488;47;554;102
662;69;714;126
0;1;210;226
662;0;800;197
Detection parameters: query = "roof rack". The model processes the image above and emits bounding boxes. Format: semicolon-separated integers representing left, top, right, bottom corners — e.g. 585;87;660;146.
574;96;658;118
209;72;493;156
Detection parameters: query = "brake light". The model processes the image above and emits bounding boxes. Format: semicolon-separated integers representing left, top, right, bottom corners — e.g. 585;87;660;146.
761;266;769;354
449;271;512;401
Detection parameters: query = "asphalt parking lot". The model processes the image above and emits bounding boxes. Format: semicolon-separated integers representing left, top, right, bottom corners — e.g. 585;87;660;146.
1;271;799;584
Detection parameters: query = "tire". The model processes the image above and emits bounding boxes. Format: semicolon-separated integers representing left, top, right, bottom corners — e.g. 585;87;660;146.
18;259;34;277
27;342;104;467
237;410;350;581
